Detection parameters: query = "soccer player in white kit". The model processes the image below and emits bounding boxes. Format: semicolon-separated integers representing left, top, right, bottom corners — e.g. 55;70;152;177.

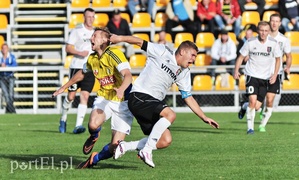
258;14;292;132
234;21;281;134
58;8;95;134
109;35;219;168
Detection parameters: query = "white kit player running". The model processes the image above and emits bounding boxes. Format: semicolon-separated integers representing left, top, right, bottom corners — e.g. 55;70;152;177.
58;8;95;134
234;21;281;134
258;14;292;132
109;34;219;168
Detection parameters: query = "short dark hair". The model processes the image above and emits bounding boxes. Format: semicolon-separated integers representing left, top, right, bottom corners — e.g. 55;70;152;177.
83;8;95;15
269;13;281;22
94;27;111;45
176;41;198;55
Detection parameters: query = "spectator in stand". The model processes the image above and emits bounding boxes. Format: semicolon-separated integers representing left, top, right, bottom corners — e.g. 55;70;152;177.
165;0;197;40
157;31;174;49
238;0;265;18
107;9;134;58
237;27;255;63
279;0;299;32
209;30;237;81
196;0;217;35
0;43;17;114
127;0;155;19
215;0;242;37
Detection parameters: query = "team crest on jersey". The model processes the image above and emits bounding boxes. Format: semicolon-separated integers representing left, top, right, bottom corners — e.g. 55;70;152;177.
93;69;98;76
176;68;182;76
267;47;272;52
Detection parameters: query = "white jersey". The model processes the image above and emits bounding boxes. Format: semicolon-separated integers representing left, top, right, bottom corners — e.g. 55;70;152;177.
67;24;94;69
271;32;291;74
239;36;281;80
131;42;192;101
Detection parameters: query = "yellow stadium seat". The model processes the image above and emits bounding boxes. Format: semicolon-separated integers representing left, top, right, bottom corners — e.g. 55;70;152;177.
282;74;299;90
93;13;109;27
0;35;4;46
262;10;279;21
92;0;111;7
92;78;101;92
120;13;131;24
215;74;235;91
154;12;168;28
131;12;151;28
64;55;73;69
113;0;128;7
69;13;84;29
194;54;212;66
132;33;150;49
153;32;172;43
189;0;197;6
174;32;194;48
170;83;179;91
0;14;8;29
129;54;146;68
265;0;278;5
195;32;215;50
156;0;170;7
192;75;213;91
238;74;246;91
0;0;10;9
284;31;299;47
238;31;258;40
291;53;299;65
132;75;138;84
71;0;90;8
241;11;260;27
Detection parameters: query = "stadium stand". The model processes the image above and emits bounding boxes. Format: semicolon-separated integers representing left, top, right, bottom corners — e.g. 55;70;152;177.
284;32;299;48
194;54;212;66
291;53;299;65
282;74;299;90
241;11;260;28
154;12;168;31
120;12;131;24
71;0;90;8
68;13;84;29
129;54;146;68
153;32;172;43
174;32;194;48
262;10;279;21
0;35;4;46
238;74;246;91
195;32;215;52
215;74;236;91
93;13;109;27
192;75;213;91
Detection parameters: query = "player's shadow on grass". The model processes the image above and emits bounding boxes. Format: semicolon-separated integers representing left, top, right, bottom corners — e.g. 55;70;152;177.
171;126;243;133
233;121;299;125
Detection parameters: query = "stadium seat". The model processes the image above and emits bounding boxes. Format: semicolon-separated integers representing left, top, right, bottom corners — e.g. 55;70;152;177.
93;13;109;27
262;10;279;21
284;32;299;47
62;76;70;92
215;74;235;91
194;54;212;66
291;53;299;65
154;12;168;28
64;55;73;69
113;0;128;8
153;32;172;43
155;0;170;7
0;35;4;46
129;54;146;68
241;11;260;27
69;13;84;29
0;14;8;30
71;0;90;8
120;13;131;24
92;0;111;7
195;32;215;51
238;74;246;91
0;0;10;9
132;75;139;84
174;32;194;48
238;31;258;40
192;75;213;91
132;33;149;49
282;74;299;90
92;78;100;92
131;12;152;28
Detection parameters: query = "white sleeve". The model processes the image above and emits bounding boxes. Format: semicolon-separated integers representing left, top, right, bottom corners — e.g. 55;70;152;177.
117;62;131;72
176;71;192;92
274;42;282;58
66;29;78;45
239;40;249;57
146;42;169;59
284;38;292;54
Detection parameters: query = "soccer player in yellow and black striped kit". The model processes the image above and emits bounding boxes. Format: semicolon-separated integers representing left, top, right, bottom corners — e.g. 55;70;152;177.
52;27;133;168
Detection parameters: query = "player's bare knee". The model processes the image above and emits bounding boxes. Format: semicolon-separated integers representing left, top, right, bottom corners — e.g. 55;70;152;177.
165;112;176;123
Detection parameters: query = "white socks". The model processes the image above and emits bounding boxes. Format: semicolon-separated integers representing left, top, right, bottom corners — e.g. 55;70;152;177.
261;107;273;127
60;97;73;122
75;104;87;127
123;137;149;152
246;107;255;130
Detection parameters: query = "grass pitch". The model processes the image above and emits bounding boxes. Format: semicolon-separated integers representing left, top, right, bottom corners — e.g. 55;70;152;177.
0;112;298;180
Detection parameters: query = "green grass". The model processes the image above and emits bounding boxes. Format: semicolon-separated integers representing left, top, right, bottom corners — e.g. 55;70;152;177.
0;112;299;180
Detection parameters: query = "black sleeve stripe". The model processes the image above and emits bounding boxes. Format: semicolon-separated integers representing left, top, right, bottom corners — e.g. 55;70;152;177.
106;49;122;64
141;40;148;51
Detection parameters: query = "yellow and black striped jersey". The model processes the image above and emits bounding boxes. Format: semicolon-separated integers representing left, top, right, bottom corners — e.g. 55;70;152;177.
86;46;131;102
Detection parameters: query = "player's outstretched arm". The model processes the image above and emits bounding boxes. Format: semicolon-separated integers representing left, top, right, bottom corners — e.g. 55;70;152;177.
184;96;219;129
110;34;144;48
52;70;85;97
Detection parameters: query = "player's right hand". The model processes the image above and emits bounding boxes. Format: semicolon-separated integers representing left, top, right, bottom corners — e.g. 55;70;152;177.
234;71;240;80
52;87;66;98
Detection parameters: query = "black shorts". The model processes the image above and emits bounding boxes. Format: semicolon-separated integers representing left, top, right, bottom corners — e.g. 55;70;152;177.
68;69;95;93
267;74;282;94
128;92;168;135
245;76;268;103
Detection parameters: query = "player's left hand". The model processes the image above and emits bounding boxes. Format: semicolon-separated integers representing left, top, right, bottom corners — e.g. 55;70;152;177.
109;34;121;44
203;117;219;129
114;88;124;99
269;74;277;84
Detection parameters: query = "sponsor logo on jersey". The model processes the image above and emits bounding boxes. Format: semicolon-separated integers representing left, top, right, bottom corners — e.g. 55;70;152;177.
98;75;116;86
249;52;270;56
161;63;177;81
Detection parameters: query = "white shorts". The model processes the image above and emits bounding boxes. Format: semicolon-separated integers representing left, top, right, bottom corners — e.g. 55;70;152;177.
92;96;133;135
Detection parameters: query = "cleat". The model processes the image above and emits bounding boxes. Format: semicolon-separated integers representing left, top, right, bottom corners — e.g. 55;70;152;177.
114;140;126;160
73;125;86;134
137;149;155;168
59;120;66;133
77;152;98;169
259;125;266;132
238;102;246;120
259;112;265;121
82;133;99;155
247;129;254;134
